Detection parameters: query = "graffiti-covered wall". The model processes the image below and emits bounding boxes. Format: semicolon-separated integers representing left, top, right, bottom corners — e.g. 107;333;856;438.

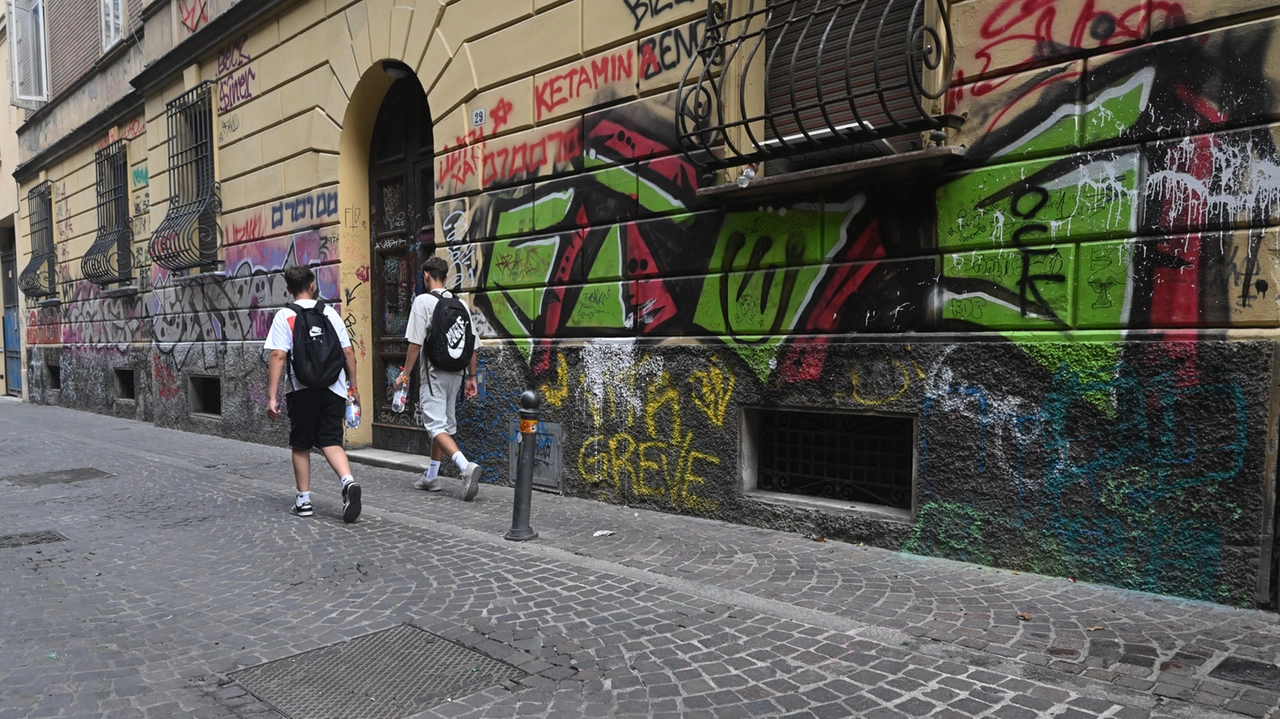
13;0;1280;606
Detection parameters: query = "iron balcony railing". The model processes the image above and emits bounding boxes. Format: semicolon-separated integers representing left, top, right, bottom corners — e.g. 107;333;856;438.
18;182;56;298
677;0;956;169
83;140;134;286
150;82;222;272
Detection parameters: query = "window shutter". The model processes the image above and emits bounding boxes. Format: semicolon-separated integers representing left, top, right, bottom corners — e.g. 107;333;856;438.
8;0;49;107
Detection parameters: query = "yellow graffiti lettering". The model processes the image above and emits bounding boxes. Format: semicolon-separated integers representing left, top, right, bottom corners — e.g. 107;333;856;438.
636;440;668;498
609;434;636;494
645;372;682;441
850;359;911;406
541;351;569;408
577;435;609;487
688;357;735;427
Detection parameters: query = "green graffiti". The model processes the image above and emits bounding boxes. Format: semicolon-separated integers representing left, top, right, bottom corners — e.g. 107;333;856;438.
941;245;1077;329
693;207;845;382
937;152;1140;250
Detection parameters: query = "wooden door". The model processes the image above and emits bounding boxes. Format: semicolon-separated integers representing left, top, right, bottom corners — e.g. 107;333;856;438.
369;78;435;453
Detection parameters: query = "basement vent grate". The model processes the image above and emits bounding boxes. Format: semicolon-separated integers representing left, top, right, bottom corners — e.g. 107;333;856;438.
1209;656;1280;691
8;467;115;486
231;624;524;719
0;530;67;549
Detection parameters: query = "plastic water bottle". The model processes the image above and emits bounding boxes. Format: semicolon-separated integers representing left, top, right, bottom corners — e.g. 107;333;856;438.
346;386;361;428
392;366;408;413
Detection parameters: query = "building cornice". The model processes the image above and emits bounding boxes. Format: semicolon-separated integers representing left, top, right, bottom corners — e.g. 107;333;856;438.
13;90;145;183
130;0;303;94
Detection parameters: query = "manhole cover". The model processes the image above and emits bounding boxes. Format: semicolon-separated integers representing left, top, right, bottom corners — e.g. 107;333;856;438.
8;468;115;486
1209;656;1280;691
0;530;67;549
231;624;524;719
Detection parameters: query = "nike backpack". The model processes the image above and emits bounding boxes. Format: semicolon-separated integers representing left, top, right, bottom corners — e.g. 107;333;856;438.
424;290;475;372
287;301;346;389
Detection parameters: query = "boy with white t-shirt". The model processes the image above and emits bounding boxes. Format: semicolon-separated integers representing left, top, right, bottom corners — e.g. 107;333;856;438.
264;265;363;523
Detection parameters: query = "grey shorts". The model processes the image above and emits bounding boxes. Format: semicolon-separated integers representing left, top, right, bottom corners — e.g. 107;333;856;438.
419;364;464;439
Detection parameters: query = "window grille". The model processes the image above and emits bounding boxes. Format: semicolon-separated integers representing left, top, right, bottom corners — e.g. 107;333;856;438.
7;0;50;107
18;182;56;299
100;0;124;51
756;409;914;509
82;141;134;286
677;0;956;169
150;83;222;272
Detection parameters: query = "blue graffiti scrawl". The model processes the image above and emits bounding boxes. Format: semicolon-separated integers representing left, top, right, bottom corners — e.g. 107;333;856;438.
455;356;521;484
908;349;1251;604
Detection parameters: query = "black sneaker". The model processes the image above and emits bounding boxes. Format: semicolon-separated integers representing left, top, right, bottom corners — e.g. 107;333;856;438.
342;482;362;523
290;501;313;517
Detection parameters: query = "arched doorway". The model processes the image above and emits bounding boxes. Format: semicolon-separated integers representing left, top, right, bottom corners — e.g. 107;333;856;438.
368;76;435;453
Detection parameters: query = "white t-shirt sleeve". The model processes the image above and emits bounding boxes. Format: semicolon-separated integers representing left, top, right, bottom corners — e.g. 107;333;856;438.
406;294;431;346
263;309;294;352
325;305;352;348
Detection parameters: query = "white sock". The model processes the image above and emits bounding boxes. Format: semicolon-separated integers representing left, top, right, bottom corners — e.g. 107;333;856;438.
452;451;469;472
425;460;441;480
296;491;310;505
340;474;354;486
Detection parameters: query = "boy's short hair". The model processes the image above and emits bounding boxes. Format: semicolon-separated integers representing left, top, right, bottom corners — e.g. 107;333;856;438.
422;256;449;282
284;266;316;295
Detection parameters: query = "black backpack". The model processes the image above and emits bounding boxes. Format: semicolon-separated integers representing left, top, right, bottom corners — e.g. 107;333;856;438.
287;301;345;389
424;290;475;372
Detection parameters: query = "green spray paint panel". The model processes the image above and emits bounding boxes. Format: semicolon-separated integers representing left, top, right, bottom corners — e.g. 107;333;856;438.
942;246;1077;329
936;151;1140;250
486;237;559;290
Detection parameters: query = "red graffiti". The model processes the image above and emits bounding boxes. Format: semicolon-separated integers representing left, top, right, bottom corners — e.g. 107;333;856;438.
962;0;1185;97
94;118;145;151
178;0;209;33
490;97;513;132
438;125;582;194
355;265;370;283
154;361;181;399
227;214;263;245
535;50;634;121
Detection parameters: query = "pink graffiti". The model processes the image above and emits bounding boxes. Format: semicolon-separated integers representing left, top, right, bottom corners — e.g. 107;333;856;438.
355;265;370;283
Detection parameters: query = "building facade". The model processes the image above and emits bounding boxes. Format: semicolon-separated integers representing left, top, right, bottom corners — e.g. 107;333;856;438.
9;0;1280;607
1;9;24;398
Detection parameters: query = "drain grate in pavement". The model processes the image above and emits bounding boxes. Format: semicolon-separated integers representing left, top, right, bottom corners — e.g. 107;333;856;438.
231;624;524;719
1209;656;1280;691
0;530;67;549
8;467;115;486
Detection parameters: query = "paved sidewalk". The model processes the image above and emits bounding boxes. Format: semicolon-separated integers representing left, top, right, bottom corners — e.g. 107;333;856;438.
1;401;1278;719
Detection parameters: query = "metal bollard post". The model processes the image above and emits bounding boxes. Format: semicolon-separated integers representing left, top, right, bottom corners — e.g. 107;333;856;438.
505;389;541;541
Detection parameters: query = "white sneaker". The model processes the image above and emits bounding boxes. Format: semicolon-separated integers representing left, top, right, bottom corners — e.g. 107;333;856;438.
414;474;442;492
462;463;481;501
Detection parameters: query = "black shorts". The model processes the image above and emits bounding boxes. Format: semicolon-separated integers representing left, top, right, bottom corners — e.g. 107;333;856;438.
287;388;345;450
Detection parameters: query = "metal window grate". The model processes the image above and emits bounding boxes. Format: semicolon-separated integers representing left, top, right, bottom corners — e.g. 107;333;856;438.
677;0;957;169
150;82;222;272
757;409;914;509
83;140;134;286
18;182;56;298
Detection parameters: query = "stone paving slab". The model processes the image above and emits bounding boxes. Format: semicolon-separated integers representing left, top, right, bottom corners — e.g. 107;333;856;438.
0;402;1277;719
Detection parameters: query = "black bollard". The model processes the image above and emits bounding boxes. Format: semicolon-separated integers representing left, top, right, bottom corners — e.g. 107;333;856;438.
505;389;541;541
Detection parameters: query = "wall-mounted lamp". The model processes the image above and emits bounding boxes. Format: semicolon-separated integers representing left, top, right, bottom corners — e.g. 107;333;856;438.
382;60;412;79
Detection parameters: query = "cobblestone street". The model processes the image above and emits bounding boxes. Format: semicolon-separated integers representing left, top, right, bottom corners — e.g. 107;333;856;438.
2;400;1278;719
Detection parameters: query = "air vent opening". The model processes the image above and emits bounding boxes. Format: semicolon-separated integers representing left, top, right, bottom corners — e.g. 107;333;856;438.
46;364;61;391
114;368;136;400
189;375;221;416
